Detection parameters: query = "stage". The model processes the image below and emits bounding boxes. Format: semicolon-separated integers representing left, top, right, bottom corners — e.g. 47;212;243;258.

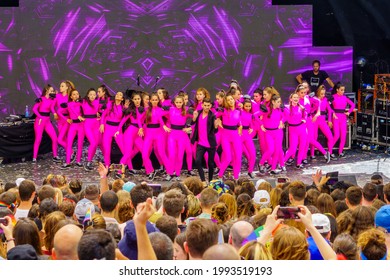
1;147;388;189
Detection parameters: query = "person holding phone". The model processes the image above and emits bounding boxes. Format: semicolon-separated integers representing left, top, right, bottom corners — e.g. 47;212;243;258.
191;98;219;183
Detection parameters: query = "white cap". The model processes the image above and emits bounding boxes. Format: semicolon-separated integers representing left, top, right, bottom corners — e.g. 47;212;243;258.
253;190;270;206
255;179;266;190
312;213;331;233
15;178;25;187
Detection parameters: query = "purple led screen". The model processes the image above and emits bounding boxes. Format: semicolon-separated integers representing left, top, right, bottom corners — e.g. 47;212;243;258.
0;0;352;116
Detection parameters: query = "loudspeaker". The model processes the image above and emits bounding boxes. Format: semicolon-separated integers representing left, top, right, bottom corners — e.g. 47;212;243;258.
356;112;374;141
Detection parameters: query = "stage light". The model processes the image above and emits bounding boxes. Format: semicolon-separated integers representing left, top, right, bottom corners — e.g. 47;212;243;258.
355;56;367;68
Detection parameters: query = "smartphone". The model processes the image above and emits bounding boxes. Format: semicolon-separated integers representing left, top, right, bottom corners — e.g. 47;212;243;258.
147;183;162;197
326;171;339;186
0;217;8;226
277;177;288;183
276;207;301;219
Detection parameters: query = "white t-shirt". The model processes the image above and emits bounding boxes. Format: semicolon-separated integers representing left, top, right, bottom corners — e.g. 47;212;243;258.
14;208;29;220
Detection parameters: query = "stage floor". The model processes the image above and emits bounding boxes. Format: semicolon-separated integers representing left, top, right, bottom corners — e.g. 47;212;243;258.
1;148;389;188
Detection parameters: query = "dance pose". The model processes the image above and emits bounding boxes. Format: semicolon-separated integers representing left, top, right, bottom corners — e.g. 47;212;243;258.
217;94;243;180
55;80;74;149
32;84;60;163
163;95;193;181
142;93;169;180
191;98;219;183
61;89;85;169
82;88;100;171
240;99;256;178
157;88;171;107
258;93;285;175
312;85;335;159
331;82;355;157
100;91;124;167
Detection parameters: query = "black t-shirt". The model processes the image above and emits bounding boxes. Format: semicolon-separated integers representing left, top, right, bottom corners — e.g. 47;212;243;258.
301;70;329;93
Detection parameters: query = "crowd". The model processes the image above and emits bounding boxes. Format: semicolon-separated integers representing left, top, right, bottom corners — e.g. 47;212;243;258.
0;166;389;260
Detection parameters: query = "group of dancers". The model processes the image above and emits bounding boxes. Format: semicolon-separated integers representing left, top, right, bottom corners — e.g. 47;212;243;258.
32;79;354;182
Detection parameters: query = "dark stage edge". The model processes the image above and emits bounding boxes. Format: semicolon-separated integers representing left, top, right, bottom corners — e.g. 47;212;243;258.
0;148;388;189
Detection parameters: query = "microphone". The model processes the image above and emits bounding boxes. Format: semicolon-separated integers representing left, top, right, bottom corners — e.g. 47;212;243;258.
156;76;160;83
137;75;140;86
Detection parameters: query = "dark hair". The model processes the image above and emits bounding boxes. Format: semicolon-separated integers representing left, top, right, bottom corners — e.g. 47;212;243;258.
157;88;170;100
312;60;321;66
203;97;212;104
18;180;36;201
84;88;96;107
13;218;42;255
155;215;178;242
99;191;118;213
41;84;54;97
149;232;174;260
145;93;160;124
345;186;363;207
362;183;377;202
130;184;153;209
332;82;345;95
98;84;111;99
78;229;116;260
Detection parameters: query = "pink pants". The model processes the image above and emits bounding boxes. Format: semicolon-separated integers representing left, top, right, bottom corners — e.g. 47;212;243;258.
120;125;143;169
333;113;348;154
305;118;326;156
33;116;58;159
84;118;99;161
241;129;256;173
167;129;189;176
183;133;193;171
57;118;69;149
311;115;334;155
284;124;307;166
102;123;124;167
219;129;242;179
260;129;284;170
142;127;169;174
66;122;84;164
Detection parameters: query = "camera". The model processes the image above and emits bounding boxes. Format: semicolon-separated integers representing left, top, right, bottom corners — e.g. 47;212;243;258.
147;183;162;197
0;217;8;226
276;207;301;219
277;177;288;183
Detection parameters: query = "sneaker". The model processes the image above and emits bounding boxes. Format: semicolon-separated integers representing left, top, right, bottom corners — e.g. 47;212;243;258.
330;154;338;160
339;152;346;158
281;166;287;173
148;171;156;181
84;162;93;171
187;170;196;176
302;159;309;165
265;165;272;172
214;167;220;175
310;155;316;160
75;162;83;167
296;164;304;169
60;163;71;169
264;163;271;169
259;166;266;175
52;156;61;163
270;169;281;175
165;174;173;181
325;152;331;163
32;158;37;163
128;169;138;175
248;172;254;179
286;158;295;166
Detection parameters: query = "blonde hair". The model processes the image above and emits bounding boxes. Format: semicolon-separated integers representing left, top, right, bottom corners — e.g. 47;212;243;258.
187;194;202;218
238;240;273;260
218;193;237;219
271;227;309;260
211;202;230;224
357;228;387;260
270;187;282;209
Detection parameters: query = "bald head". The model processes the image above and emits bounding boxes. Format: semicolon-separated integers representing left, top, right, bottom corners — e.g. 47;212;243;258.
229;221;254;251
52;224;83;260
203;244;240;260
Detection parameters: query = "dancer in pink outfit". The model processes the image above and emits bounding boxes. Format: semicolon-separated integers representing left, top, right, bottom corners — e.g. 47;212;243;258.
258;93;285;175
217;94;243;180
82;88;100;171
61;89;85;168
331;82;355;157
312;85;335;160
142;93;169;180
55;80;74;149
100;91;124;167
97;85;112;156
32;84;60;163
240;99;257;178
115;91;145;173
163;95;193;181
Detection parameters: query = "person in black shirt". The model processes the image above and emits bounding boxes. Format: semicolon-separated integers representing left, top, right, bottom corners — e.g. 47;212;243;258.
296;60;335;93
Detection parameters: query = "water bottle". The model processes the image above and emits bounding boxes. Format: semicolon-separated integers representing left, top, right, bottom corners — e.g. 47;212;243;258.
25;105;29;118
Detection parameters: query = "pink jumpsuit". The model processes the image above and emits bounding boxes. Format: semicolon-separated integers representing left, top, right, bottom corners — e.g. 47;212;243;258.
240;110;256;173
65;101;85;164
312;97;334;153
82;99;100;162
32;96;58;159
55;93;70;149
332;94;355;154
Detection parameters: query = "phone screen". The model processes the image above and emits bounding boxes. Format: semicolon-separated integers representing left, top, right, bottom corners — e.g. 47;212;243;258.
276;207;301;219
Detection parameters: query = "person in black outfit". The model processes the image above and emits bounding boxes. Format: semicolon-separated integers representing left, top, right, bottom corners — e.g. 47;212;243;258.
296;60;335;93
191;98;220;183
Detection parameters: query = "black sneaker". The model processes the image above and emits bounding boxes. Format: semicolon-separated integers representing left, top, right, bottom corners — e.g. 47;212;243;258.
84;162;93;171
248;172;254;179
296;164;304;169
330;154;338;160
148;171;156;181
310;155;316;160
128;169;138;175
70;152;76;164
339;152;346;158
60;163;71;169
259;166;266;175
302;159;309;165
270;169;281;175
165;174;173;181
32;158;37;163
325;152;331;163
75;162;83;167
52;156;61;163
286;158;295;166
264;163;271;169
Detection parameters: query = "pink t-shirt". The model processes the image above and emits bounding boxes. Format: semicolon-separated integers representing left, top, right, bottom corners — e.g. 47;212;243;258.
198;113;210;148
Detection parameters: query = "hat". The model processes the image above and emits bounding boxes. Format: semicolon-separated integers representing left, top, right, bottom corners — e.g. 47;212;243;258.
312;213;331;234
7;244;38;260
255;179;266;190
375;205;390;232
15;178;25;187
85;185;99;201
123;182;136;193
253;190;270;206
118;220;159;260
74;198;95;224
208;179;230;196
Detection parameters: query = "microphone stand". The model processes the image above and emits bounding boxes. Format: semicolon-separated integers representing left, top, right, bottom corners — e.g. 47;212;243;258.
154;76;160;91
